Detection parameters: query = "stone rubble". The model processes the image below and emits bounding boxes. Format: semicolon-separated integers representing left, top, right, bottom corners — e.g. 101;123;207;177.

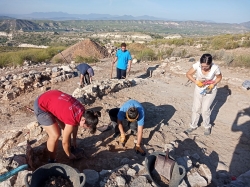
0;61;76;101
72;78;134;105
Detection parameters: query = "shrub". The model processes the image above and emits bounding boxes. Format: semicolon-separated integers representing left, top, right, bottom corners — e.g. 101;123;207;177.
0;46;66;67
234;55;250;67
223;54;234;65
242;40;250;48
75;56;98;63
136;48;156;61
210;50;226;60
128;43;156;61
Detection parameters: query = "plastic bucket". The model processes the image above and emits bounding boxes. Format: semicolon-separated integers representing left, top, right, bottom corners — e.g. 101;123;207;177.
25;163;86;187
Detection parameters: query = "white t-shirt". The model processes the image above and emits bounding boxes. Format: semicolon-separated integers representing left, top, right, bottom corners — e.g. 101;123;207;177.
193;61;221;91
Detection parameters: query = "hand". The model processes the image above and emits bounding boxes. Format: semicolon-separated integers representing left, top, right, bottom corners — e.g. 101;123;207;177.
120;134;126;144
135;144;146;156
68;153;76;160
208;84;214;90
79;84;83;88
195;80;204;87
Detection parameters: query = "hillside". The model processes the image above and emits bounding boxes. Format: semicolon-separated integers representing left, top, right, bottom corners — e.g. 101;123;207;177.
0;19;42;31
0;18;250;36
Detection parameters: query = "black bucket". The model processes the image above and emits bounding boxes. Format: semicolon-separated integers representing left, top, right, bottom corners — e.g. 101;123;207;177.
145;152;186;187
25;163;86;187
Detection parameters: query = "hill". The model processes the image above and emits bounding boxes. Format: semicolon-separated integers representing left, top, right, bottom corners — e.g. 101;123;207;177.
0;18;250;36
51;39;109;62
2;12;162;21
0;19;42;31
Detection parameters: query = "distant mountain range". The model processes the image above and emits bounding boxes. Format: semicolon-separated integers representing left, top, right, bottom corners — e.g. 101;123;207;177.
0;12;164;21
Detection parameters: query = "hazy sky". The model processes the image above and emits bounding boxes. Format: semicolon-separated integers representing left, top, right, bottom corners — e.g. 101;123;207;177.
0;0;250;23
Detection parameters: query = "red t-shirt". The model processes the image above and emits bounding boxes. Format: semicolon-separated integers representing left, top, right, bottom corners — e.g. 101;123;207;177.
38;90;84;126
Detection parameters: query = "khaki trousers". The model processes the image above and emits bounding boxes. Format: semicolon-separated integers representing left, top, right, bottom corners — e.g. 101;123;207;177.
190;86;217;129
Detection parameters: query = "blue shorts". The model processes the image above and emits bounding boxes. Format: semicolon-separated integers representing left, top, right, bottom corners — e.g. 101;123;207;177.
33;97;56;126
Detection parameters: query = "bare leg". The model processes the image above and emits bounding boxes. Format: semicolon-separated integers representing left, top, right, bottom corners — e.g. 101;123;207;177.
43;123;61;160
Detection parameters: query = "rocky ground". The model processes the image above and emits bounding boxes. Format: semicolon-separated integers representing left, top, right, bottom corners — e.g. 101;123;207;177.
0;56;250;187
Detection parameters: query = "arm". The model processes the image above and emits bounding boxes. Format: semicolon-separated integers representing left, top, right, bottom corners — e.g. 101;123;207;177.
214;74;222;85
80;74;84;86
72;125;78;148
89;76;93;83
113;57;118;64
186;67;197;83
62;124;75;158
117;119;125;134
137;125;143;145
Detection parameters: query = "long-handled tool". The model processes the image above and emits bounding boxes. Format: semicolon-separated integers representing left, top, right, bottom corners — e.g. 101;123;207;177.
58;50;69;64
110;62;114;79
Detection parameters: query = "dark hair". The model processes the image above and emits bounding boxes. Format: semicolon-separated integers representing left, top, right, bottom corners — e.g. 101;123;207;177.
121;43;126;47
84;110;101;134
200;53;213;65
127;107;138;119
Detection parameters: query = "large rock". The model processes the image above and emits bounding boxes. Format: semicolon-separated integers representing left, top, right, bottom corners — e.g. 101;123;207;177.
130;176;152;187
83;169;99;185
187;171;207;187
198;164;212;184
116;176;126;186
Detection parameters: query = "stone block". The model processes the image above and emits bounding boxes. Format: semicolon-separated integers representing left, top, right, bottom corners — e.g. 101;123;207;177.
187;171;207;187
83;169;99;185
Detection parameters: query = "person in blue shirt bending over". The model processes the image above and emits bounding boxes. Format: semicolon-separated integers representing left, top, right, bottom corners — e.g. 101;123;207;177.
76;63;94;88
112;43;132;79
108;99;146;156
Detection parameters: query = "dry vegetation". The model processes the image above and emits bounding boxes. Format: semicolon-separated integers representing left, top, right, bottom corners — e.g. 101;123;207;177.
0;32;250;67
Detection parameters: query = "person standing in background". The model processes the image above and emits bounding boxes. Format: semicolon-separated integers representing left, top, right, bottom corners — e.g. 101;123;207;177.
112;43;132;79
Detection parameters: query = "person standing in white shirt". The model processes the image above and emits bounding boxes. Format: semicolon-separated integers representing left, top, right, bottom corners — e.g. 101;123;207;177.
185;54;222;135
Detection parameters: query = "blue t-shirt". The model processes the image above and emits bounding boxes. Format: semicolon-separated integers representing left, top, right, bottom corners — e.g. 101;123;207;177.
117;100;145;126
76;63;94;76
116;49;132;70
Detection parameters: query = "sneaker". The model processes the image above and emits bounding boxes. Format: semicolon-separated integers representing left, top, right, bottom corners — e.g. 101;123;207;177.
185;127;197;133
204;128;211;136
112;132;120;139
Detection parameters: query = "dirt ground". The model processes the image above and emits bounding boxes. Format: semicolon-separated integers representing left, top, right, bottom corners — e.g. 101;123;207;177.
0;57;250;185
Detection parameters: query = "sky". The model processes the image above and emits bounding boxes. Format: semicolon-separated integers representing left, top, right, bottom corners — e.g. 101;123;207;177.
0;0;250;23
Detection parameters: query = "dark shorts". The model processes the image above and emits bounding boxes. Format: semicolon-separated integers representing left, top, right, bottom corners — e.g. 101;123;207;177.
33;97;56;126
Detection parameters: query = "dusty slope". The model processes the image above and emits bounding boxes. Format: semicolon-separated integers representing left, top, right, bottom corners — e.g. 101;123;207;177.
51;39;109;63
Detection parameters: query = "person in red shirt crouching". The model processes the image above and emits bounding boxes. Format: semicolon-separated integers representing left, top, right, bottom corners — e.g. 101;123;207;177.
33;90;100;162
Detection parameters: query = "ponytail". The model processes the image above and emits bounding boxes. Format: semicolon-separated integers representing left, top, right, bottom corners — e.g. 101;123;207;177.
84;110;101;134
